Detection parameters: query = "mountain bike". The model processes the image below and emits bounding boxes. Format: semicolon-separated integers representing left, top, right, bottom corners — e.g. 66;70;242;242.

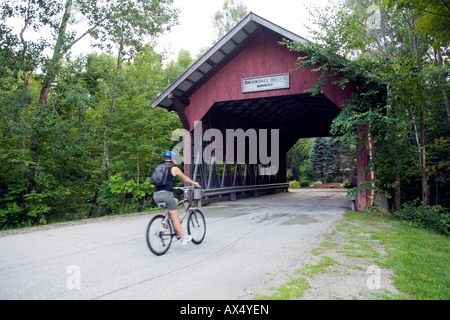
146;186;206;255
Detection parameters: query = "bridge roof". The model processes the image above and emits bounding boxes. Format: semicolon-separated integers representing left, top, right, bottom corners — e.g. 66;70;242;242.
151;12;308;111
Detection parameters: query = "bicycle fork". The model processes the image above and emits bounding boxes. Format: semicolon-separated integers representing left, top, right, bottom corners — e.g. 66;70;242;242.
189;210;200;228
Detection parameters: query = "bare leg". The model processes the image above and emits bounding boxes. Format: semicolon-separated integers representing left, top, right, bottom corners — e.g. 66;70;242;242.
168;198;184;239
169;210;185;239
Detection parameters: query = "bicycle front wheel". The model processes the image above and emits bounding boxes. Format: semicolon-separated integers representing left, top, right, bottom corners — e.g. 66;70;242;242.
146;214;173;255
187;209;206;244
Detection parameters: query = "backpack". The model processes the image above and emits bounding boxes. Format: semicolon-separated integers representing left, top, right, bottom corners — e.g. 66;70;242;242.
150;164;171;187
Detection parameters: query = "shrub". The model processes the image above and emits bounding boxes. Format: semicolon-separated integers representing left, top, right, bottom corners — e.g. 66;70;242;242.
289;180;300;188
343;180;351;188
286;169;294;180
299;180;311;187
393;200;450;236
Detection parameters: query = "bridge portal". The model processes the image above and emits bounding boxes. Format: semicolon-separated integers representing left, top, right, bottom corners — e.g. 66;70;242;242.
152;13;373;210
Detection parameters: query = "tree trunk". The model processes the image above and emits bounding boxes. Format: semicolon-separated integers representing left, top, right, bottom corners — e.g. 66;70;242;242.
435;48;450;129
38;0;72;106
392;125;401;211
19;1;34;209
387;88;402;211
444;90;450;129
101;25;125;177
420;107;430;206
410;12;430;207
137;129;141;186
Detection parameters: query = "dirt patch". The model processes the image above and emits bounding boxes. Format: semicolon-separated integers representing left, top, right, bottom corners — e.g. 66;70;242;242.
311;182;344;189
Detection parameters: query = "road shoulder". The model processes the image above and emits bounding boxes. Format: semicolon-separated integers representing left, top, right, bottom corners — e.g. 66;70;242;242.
255;210;403;300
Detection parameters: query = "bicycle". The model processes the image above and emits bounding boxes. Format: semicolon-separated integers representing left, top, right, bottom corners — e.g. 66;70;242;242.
146;186;206;255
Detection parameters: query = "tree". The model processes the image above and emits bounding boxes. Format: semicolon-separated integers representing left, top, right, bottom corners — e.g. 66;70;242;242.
385;0;450;49
164;49;194;85
281;0;449;209
212;0;248;41
0;44;187;227
308;137;355;182
33;0;178;106
286;138;314;181
1;0;179;163
0;0;180;226
106;46;181;208
309;138;330;180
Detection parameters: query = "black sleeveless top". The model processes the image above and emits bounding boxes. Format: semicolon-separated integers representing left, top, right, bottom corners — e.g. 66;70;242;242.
155;166;175;192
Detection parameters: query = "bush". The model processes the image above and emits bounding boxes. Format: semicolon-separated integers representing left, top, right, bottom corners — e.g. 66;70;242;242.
343;180;351;188
300;180;311;187
289;180;300;188
286;169;294;180
393;200;450;236
289;180;312;188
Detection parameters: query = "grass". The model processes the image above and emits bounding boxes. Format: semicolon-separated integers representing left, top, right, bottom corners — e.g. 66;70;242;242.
255;210;450;300
378;222;450;299
341;210;450;299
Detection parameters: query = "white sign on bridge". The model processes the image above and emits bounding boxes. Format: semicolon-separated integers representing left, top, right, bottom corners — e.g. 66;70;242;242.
241;73;290;93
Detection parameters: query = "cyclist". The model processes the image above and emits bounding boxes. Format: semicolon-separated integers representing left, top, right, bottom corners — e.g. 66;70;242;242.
152;151;201;245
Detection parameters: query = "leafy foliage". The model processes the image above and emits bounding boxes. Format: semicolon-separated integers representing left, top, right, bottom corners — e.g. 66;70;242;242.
212;0;248;41
283;0;450;213
0;0;187;229
393;200;450;236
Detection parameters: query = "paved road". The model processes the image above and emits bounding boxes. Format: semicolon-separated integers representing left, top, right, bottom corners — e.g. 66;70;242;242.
0;189;350;300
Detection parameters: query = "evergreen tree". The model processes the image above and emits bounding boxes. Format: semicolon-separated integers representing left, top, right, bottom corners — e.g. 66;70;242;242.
310;138;329;179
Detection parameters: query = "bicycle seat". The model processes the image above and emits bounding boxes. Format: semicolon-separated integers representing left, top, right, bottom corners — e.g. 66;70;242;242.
156;202;167;208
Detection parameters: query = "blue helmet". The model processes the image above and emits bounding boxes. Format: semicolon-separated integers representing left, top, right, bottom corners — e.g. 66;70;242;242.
164;151;179;164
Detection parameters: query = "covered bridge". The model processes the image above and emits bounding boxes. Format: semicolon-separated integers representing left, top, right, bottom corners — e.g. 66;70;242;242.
152;13;373;210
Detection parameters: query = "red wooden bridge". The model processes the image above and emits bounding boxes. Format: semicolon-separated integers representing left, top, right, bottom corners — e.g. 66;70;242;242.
152;13;373;210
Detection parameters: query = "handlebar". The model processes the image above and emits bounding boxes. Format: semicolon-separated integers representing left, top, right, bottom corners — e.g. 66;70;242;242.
173;186;201;191
173;186;202;202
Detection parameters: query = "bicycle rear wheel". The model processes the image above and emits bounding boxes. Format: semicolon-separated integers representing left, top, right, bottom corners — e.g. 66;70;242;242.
187;209;206;244
146;214;173;255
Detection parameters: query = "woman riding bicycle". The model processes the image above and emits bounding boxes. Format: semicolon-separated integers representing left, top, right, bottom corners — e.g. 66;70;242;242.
152;151;201;245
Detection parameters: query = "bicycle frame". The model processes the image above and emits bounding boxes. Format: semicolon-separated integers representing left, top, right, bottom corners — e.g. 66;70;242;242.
159;186;195;234
147;186;206;255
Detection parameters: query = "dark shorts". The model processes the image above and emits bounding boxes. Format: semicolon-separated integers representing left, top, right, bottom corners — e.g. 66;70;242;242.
153;191;177;210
